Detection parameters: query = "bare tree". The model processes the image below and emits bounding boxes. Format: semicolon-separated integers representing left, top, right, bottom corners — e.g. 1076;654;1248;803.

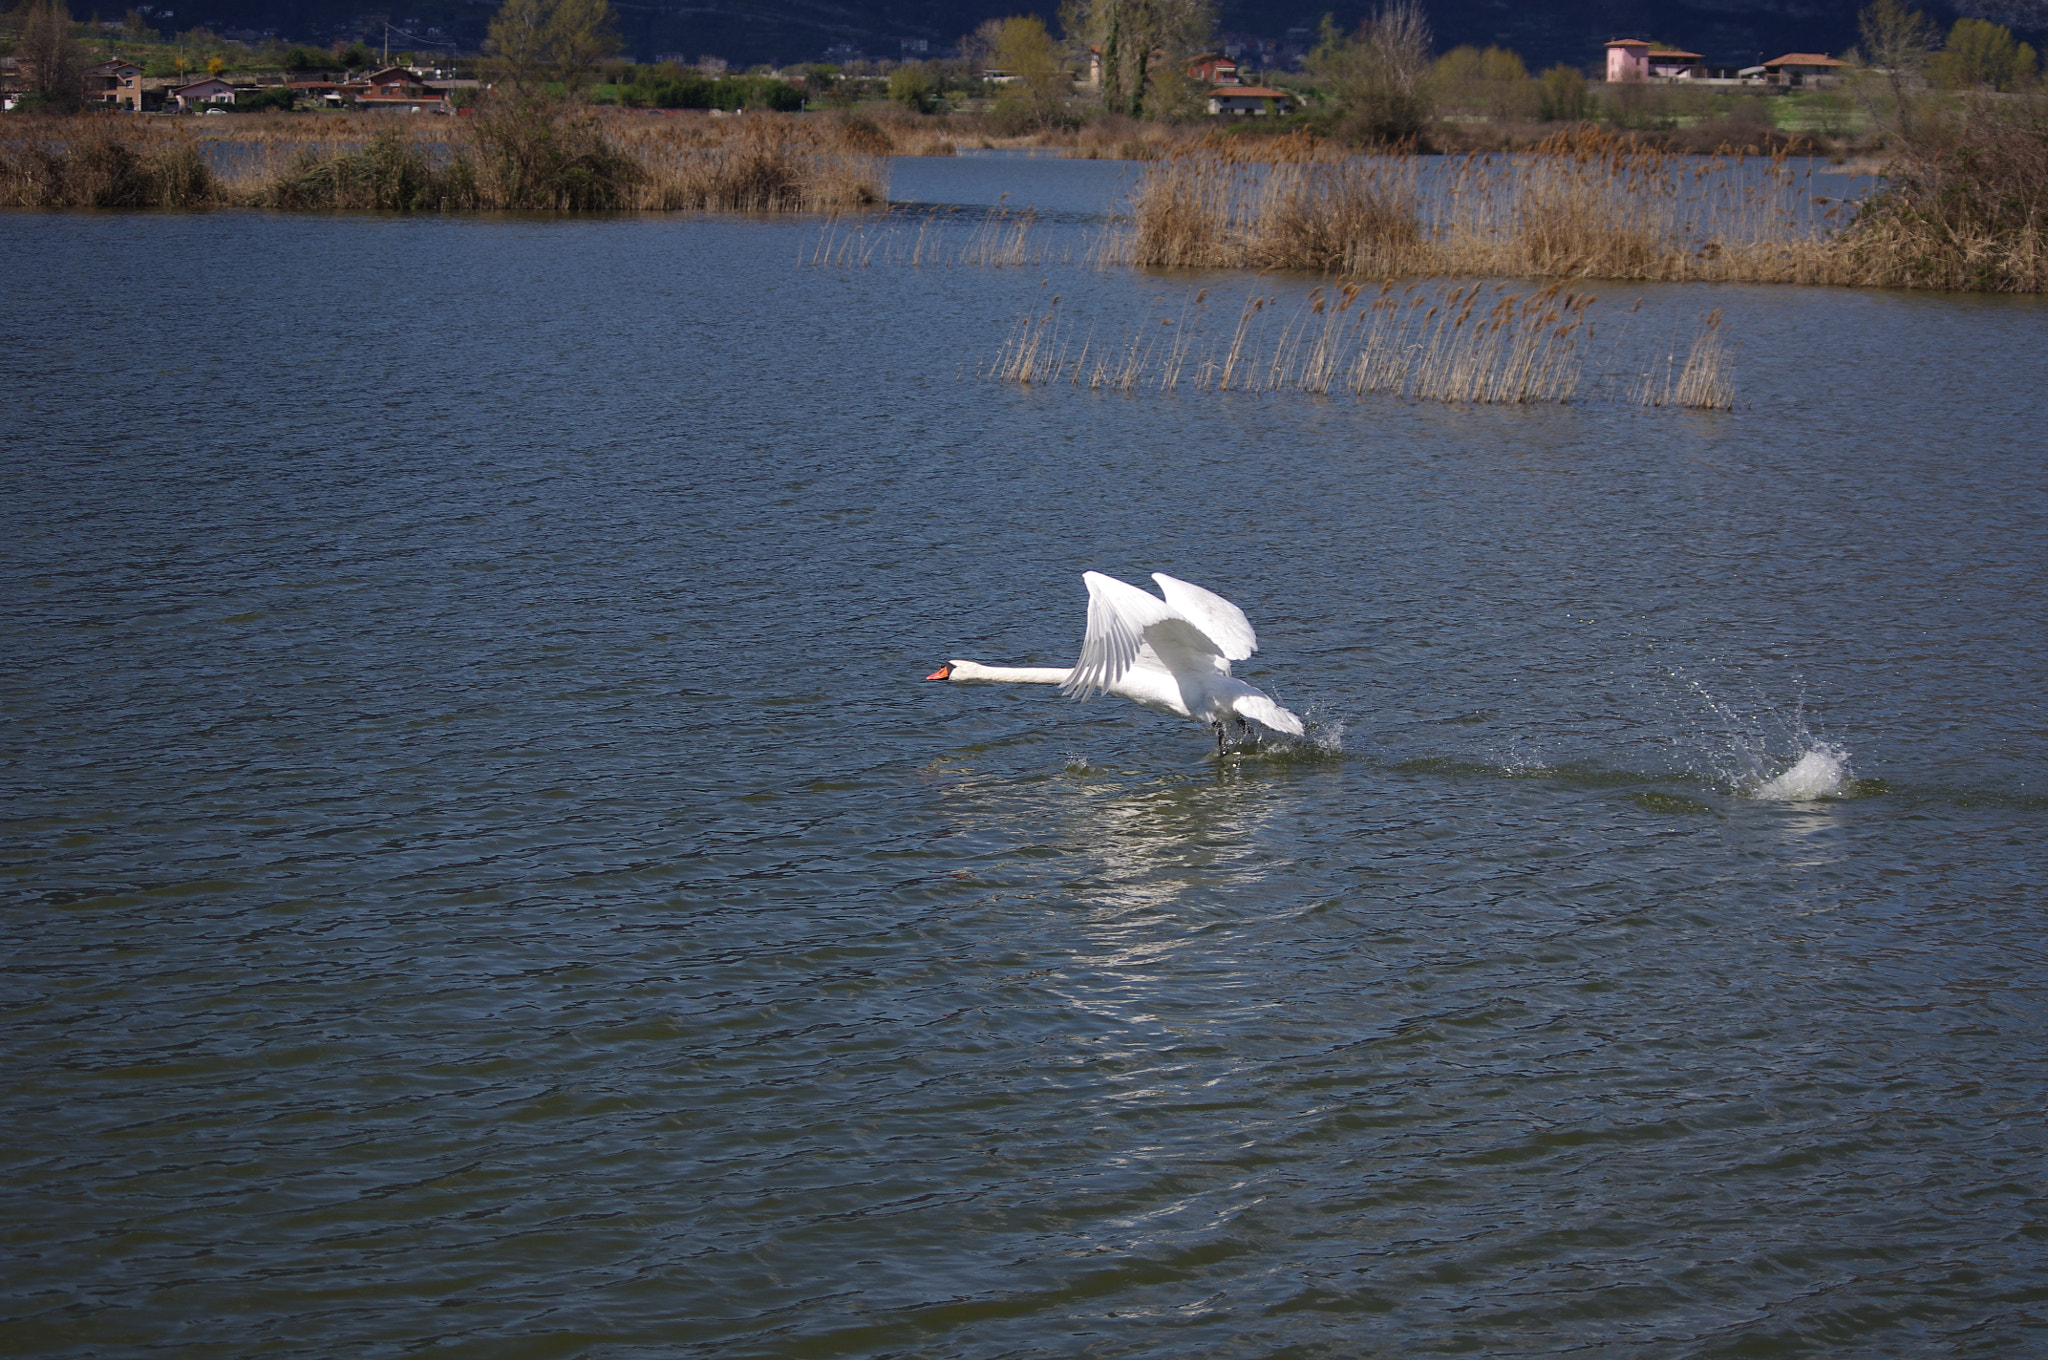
19;1;88;112
1309;2;1434;144
1849;0;1941;143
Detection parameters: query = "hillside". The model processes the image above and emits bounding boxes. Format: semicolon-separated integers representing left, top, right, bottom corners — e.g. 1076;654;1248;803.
126;0;2010;72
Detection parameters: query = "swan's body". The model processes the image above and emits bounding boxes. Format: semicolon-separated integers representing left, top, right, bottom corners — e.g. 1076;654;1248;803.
928;572;1303;749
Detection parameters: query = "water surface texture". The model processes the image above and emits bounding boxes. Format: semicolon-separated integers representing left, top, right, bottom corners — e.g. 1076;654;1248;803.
4;174;2046;1359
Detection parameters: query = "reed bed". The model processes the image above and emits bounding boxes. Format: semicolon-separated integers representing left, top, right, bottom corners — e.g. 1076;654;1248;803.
0;107;885;213
989;280;1600;405
1100;130;1852;285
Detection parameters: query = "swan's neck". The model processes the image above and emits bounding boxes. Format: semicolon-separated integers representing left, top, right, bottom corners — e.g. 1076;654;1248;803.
949;660;1071;685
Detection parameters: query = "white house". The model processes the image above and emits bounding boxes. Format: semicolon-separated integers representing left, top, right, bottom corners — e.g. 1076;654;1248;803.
1208;85;1291;116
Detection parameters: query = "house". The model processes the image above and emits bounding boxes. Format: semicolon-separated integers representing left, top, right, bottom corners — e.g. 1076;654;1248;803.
356;66;452;112
1759;53;1845;88
1605;39;1706;81
289;80;344;107
86;58;144;110
1208;85;1291;116
171;77;236;110
1187;52;1241;86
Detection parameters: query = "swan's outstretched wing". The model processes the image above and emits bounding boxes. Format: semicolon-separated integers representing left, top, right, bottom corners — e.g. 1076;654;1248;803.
1152;573;1258;661
1065;571;1179;698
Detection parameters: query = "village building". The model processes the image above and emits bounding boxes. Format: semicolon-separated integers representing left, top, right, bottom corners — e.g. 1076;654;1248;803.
1759;53;1846;88
1207;85;1292;116
356;66;452;112
289;79;346;107
85;58;144;110
170;77;236;110
1604;39;1706;81
1187;53;1241;86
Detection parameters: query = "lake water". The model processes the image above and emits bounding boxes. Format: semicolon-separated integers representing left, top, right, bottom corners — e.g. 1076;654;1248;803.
4;158;2046;1358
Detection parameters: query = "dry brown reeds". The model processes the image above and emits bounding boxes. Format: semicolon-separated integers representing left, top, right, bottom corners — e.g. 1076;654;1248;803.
0;105;885;215
1102;130;1858;286
1833;94;2048;293
1635;310;1737;410
990;279;1594;404
809;204;1070;268
0;118;214;207
618;116;883;212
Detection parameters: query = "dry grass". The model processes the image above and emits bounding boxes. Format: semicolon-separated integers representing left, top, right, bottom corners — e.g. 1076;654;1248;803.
1635;310;1737;409
1832;95;2047;293
0;118;214;207
1102;130;1852;284
809;204;1071;268
0;106;885;214
990;279;1595;405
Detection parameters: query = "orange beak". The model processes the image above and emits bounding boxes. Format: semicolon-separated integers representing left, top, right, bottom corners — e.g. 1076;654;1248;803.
926;664;952;680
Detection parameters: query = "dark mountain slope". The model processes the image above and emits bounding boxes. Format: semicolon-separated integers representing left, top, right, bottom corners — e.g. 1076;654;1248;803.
151;0;2016;72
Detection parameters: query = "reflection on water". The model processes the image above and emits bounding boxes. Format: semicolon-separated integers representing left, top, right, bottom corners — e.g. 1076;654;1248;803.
3;178;2046;1358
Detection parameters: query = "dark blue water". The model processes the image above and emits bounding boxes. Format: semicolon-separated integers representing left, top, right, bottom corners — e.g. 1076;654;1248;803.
3;185;2046;1358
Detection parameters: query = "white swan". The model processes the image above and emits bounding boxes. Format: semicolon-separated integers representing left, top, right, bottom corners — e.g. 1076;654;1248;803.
927;571;1304;752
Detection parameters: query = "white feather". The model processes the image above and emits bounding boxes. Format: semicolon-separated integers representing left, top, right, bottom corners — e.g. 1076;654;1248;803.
1152;572;1258;661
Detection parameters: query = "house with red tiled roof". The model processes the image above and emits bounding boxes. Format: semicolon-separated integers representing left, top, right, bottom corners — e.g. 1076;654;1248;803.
1605;39;1706;82
1760;53;1845;88
356;67;451;112
1188;52;1241;86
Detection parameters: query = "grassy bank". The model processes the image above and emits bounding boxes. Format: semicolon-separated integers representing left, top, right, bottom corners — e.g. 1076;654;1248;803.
0;104;886;213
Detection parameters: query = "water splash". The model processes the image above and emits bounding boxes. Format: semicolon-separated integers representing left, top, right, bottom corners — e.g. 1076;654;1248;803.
1751;742;1853;801
1668;670;1853;801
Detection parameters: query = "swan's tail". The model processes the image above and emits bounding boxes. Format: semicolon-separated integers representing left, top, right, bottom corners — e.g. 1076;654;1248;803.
1233;692;1305;737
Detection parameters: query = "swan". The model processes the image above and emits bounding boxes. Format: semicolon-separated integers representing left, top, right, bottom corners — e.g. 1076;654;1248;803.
927;571;1304;752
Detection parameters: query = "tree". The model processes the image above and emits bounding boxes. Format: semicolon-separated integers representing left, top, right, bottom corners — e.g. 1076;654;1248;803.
1850;0;1941;141
1072;0;1214;120
1433;44;1530;120
977;16;1072;127
1308;2;1434;144
1536;64;1590;122
888;63;939;113
484;0;622;88
1932;17;2038;91
18;1;88;112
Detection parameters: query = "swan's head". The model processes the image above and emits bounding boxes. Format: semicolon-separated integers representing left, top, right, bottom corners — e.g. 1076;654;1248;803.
926;662;957;681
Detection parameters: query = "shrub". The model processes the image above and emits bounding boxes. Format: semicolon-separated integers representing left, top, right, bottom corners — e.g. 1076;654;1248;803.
0;122;216;207
889;65;938;114
468;96;641;210
1537;65;1589;122
1843;93;2048;290
261;127;470;210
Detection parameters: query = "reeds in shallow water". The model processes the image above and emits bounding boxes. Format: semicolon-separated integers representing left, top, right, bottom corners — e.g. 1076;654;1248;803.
0;119;214;207
988;280;1596;406
1636;310;1736;410
0;106;884;214
1098;131;1853;286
